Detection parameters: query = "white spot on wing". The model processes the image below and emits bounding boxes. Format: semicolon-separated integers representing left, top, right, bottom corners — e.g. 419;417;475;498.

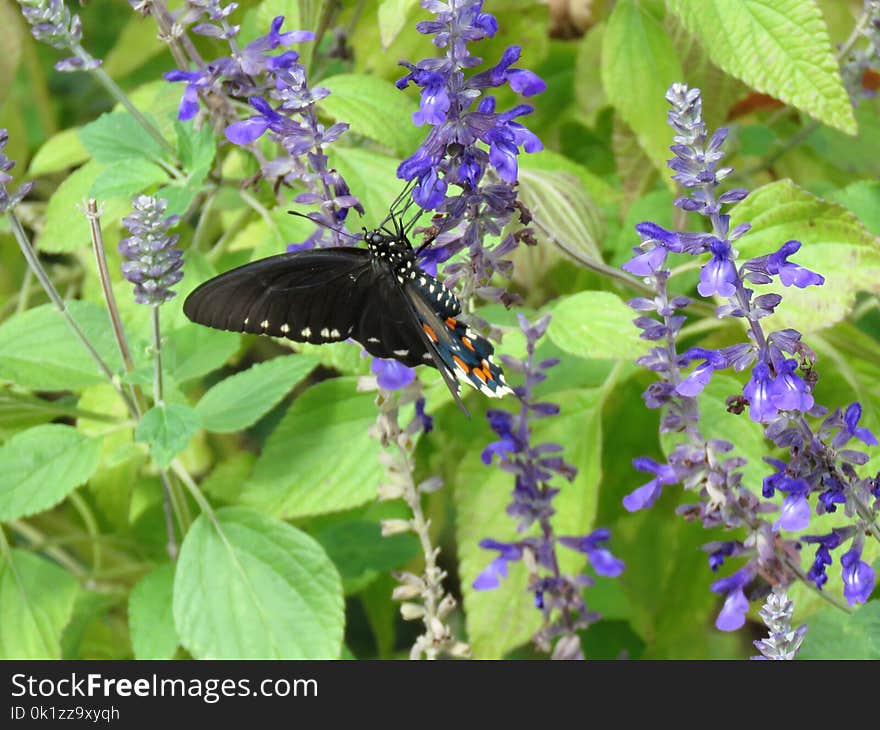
301;327;311;338
320;328;330;338
393;349;409;356
368;337;380;343
280;324;290;333
260;319;269;329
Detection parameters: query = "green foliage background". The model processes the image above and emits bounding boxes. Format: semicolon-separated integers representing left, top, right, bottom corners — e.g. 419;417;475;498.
1;0;879;659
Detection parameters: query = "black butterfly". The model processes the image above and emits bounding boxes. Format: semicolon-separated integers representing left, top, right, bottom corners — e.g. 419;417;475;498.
182;207;512;414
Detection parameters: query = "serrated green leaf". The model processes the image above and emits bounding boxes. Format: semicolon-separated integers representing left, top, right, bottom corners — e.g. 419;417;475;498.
0;301;125;390
730;179;880;333
90;159;169;199
175;120;216;173
0;389;89;441
196;354;319;433
0;424;101;521
799;601;880;659
135;403;201;469
547;291;645;360
242;377;382;518
173;507;344;658
27;128;90;177
314;520;419;594
0;550;79;659
321;74;422;158
165;324;241;383
78;111;167;163
377;0;420;49
129;564;178;660
668;0;855;134
40;161;131;253
829;180;880;236
601;0;684;173
456;388;605;658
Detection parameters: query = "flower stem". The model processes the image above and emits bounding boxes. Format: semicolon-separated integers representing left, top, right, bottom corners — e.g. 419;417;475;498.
7;209;139;417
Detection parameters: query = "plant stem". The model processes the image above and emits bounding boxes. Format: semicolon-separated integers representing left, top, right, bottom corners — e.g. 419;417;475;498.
7;209;139;417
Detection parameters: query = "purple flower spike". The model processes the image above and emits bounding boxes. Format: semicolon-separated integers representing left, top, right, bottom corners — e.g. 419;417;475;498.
371;358;416;390
841;547;875;605
743;362;778;422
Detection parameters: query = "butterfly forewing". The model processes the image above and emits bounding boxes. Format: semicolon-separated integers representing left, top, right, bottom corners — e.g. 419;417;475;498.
183;248;371;342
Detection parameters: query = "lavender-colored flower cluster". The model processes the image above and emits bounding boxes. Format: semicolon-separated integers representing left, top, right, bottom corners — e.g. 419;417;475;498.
751;587;808;660
621;82;878;630
16;0;99;72
119;195;183;306
396;0;545;301
0;129;34;213
163;6;362;249
474;314;623;655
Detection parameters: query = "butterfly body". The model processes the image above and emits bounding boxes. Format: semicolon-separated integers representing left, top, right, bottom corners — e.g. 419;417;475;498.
183;224;512;411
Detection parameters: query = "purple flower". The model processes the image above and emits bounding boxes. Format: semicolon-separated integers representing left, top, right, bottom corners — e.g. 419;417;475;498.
371;358;416;390
767;240;824;288
775;492;811;532
769;358;814;412
710;568;753;631
677;347;727;396
119;195;183;306
163;69;208;121
697;238;737;297
841;546;875;605
472;539;522;590
834;402;879;447
623;457;678;511
743;362;778;422
559;529;624;577
802;528;851;589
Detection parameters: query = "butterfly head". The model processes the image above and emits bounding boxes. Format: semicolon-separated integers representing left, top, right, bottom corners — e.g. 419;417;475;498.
365;227;417;284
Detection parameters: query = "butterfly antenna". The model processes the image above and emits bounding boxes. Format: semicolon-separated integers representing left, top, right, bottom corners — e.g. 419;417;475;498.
287;210;362;243
379;179;417;227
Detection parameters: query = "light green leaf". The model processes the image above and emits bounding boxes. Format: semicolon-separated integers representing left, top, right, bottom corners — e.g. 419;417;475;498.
135;403;201;469
799;601;880;659
601;0;684;172
668;0;855;134
90;159;169;199
41;161;131;253
27;128;90;177
829;180;880;236
196;354;319;433
255;0;300;35
104;14;167;78
0;0;23;104
0;424;101;521
321;74;423;158
327;147;407;231
173;507;344;659
730;179;880;333
547;291;645;360
242;377;382;518
78;111;167;163
518;153;604;264
456;388;605;658
165;324;241;383
0;301;124;390
0;550;79;659
175;120;216;173
377;0;420;49
129;565;178;660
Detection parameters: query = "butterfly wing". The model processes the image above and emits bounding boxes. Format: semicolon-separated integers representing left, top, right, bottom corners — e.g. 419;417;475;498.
183;248;372;343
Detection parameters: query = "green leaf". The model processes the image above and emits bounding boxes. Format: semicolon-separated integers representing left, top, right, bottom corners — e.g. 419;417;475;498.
799;601;880;659
196;354;319;433
90;159;170;199
547;291;645;360
314;520;419;595
601;0;684;172
79;111;166;163
0;424;101;521
103;14;167;78
667;0;855;134
0;550;79;659
242;378;382;518
173;507;344;659
455;388;605;658
730;179;880;333
320;74;422;159
175;120;216;173
135;403;201;469
517;153;604;264
0;389;88;441
377;0;420;48
0;301;124;390
326;147;407;231
0;0;23;104
27;128;90;177
255;0;300;35
165;324;241;383
829;180;880;236
41;161;131;253
128;565;178;660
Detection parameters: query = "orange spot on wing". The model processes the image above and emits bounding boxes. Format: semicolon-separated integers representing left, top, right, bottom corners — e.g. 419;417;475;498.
461;336;475;351
473;368;487;383
445;317;457;329
452;355;469;373
422;323;438;342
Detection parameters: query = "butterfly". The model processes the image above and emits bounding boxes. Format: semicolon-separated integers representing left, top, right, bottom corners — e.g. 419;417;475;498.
182;202;513;414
